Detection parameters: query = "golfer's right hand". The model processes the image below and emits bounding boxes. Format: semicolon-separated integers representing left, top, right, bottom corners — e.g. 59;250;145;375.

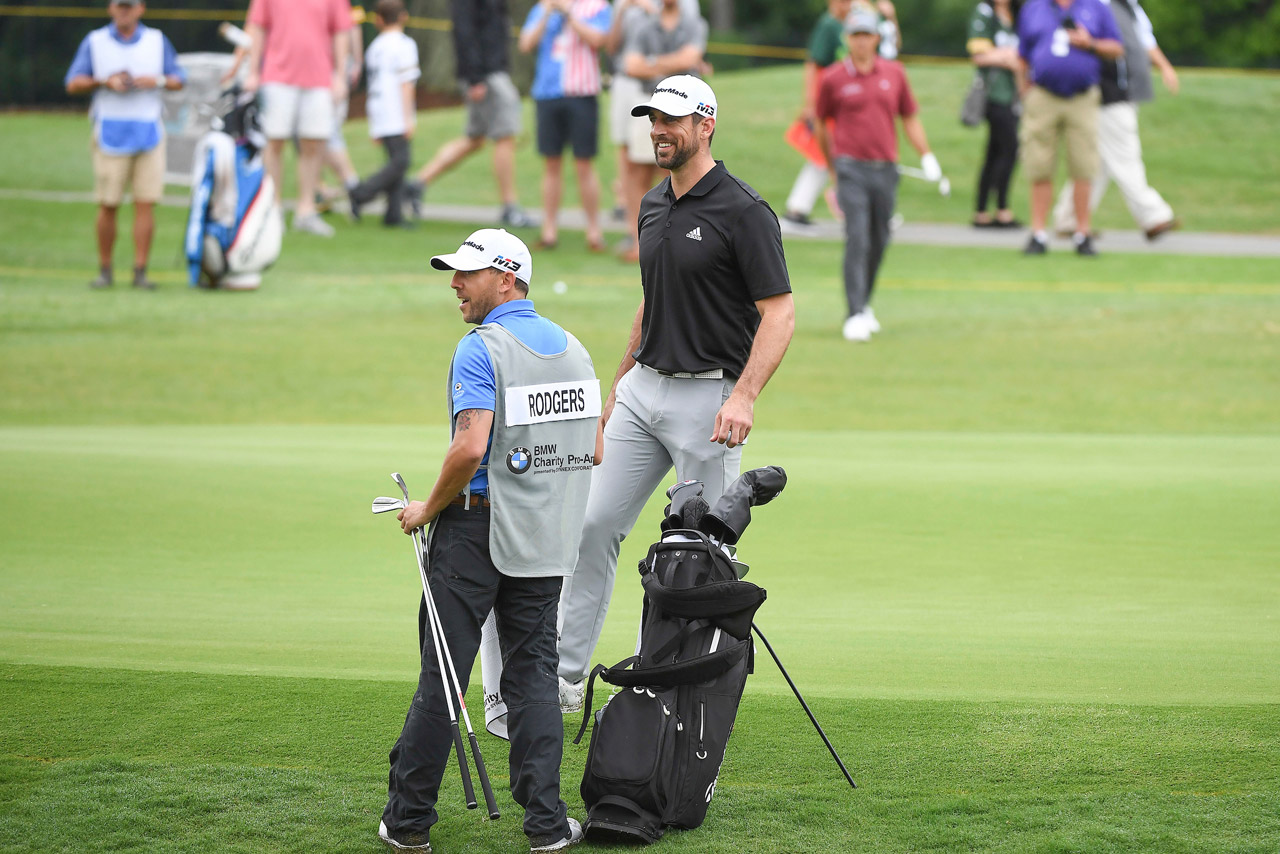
398;501;430;534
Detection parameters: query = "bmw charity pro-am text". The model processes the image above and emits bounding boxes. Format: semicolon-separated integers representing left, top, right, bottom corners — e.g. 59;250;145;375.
505;443;595;475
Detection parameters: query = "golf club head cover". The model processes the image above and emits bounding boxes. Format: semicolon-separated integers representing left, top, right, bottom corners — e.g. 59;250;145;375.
661;479;705;532
700;466;788;545
681;495;710;531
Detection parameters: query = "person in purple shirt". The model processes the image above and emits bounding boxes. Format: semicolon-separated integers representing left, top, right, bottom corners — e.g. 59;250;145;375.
66;0;185;290
1016;0;1122;256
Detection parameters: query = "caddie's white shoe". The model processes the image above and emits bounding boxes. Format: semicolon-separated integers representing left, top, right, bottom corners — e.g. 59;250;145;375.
863;306;881;334
842;313;872;342
531;816;584;852
559;677;585;714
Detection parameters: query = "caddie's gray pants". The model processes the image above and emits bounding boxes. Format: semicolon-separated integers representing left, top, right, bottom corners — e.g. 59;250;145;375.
835;157;900;317
556;363;743;683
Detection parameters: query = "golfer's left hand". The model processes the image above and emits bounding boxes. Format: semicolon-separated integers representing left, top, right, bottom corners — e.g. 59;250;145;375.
711;395;753;448
398;500;432;534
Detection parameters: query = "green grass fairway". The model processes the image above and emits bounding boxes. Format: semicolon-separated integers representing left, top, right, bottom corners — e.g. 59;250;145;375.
3;64;1280;853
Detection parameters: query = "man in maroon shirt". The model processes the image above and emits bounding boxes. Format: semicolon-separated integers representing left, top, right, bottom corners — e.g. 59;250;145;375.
816;9;940;342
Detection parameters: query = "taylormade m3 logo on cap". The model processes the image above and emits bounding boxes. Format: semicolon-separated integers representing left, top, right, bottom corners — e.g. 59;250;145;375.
698;102;714;116
494;255;522;272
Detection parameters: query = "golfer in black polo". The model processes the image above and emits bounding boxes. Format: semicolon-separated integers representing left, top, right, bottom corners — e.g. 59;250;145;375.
556;74;795;710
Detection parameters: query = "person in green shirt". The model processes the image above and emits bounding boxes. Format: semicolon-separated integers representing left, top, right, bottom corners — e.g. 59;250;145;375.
783;0;852;225
967;0;1023;227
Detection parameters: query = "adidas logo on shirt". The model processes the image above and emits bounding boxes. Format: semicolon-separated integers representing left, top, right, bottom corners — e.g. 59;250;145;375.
686;227;703;241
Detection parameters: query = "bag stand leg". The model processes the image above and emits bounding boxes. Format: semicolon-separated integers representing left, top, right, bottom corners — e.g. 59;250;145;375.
752;622;857;790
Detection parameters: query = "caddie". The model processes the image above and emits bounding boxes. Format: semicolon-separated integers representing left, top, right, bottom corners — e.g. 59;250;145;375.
381;228;603;853
65;0;186;290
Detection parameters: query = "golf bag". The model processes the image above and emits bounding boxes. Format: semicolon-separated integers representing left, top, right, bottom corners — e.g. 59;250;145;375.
573;470;784;843
184;91;281;290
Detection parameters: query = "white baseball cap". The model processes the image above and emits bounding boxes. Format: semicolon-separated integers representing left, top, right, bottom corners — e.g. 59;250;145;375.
844;8;879;34
630;75;717;120
430;228;533;286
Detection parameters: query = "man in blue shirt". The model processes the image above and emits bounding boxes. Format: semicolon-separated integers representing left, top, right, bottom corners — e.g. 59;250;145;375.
383;229;602;853
66;0;185;290
518;0;613;252
1016;0;1122;256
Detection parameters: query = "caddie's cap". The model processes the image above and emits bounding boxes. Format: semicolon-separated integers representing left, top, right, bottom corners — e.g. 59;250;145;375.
844;8;879;34
430;228;533;286
630;75;717;120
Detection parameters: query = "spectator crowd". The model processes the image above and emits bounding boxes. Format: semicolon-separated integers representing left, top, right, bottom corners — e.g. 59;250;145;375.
66;0;1183;332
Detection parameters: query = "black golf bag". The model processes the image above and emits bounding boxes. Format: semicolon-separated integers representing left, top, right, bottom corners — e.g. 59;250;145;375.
574;468;785;843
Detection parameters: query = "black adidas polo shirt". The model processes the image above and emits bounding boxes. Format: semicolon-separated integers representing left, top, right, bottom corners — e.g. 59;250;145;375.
632;160;791;377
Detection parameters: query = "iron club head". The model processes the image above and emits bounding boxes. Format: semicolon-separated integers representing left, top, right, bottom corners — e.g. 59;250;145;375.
391;472;410;503
372;496;406;514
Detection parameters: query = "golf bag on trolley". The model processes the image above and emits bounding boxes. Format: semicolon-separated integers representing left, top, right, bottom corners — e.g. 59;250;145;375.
183;90;282;290
573;468;785;844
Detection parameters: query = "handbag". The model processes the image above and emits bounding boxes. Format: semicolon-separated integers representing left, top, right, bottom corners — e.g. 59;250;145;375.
960;72;987;127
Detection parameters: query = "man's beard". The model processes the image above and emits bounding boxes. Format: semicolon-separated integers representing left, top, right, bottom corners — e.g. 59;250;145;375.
655;135;698;171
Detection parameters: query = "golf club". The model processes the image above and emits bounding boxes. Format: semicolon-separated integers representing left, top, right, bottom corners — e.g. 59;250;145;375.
389;473;479;812
372;496;406;514
897;164;952;198
390;473;500;820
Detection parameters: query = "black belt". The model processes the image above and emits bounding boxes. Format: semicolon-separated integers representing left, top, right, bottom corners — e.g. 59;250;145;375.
449;494;490;509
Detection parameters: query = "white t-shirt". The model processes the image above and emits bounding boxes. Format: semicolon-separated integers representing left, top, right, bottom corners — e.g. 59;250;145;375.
365;30;420;139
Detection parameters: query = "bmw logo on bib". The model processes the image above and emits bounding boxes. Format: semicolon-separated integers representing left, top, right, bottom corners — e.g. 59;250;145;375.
506;447;532;474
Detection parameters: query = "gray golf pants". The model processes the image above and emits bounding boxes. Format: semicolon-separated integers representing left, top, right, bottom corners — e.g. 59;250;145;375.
557;363;743;683
835;157;899;317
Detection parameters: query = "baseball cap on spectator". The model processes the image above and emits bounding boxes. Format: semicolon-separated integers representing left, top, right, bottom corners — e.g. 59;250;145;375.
431;228;533;286
844;9;879;34
630;75;717;120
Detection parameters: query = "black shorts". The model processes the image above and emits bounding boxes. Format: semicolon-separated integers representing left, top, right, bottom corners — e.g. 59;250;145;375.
535;95;599;159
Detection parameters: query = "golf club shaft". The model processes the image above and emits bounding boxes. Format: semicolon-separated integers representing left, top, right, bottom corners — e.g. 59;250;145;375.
411;525;478;810
751;622;857;789
419;534;499;818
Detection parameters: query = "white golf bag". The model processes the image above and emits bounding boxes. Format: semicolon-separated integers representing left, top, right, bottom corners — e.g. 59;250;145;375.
184;94;282;290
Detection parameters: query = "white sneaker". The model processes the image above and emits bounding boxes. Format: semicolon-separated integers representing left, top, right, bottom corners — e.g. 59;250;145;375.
293;213;335;238
842;313;871;342
863;306;881;334
531;817;583;852
559;677;584;713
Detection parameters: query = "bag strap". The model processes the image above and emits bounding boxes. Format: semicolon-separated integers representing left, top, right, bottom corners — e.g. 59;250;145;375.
602;638;750;690
574;659;635;745
640;573;766;640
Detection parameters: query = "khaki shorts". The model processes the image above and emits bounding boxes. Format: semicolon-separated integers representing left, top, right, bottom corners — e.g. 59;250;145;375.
260;83;335;140
609;75;644;146
93;136;166;206
464;72;522;140
1020;85;1100;183
626;112;657;165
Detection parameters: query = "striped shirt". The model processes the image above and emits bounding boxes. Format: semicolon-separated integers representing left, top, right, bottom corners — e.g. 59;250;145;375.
524;0;612;99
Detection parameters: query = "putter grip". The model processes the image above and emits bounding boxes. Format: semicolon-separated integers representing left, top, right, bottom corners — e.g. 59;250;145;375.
469;731;501;819
452;722;478;808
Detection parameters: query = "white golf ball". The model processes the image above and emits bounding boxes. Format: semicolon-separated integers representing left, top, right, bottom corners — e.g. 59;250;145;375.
552;281;568;295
